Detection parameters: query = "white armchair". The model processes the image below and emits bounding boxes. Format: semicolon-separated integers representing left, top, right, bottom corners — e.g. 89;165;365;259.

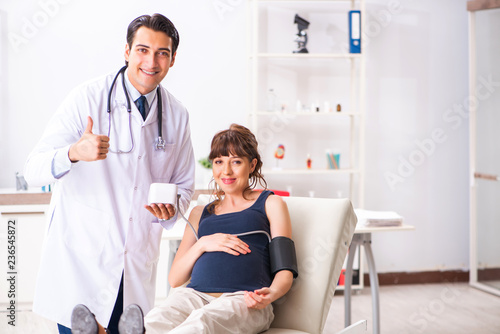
264;196;361;334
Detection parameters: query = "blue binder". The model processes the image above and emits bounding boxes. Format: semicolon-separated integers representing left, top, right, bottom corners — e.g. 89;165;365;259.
349;10;361;53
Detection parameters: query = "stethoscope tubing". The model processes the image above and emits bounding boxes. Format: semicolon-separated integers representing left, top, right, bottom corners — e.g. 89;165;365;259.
176;195;272;243
106;65;164;154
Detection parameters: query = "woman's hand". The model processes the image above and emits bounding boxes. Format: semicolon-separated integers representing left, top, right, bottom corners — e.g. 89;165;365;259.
198;233;251;256
144;203;176;220
244;288;273;310
246;271;293;310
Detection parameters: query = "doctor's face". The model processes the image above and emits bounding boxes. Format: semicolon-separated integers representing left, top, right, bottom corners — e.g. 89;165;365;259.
125;27;176;95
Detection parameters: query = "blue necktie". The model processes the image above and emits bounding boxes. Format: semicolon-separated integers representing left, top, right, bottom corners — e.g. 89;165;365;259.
136;96;147;120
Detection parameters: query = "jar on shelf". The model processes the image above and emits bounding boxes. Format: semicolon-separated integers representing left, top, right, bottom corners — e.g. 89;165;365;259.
266;89;277;112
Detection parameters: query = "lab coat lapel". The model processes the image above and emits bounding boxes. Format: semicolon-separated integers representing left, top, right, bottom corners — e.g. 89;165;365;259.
114;84;144;124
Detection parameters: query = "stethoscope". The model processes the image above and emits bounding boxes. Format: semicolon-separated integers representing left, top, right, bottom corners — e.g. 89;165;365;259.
107;65;166;153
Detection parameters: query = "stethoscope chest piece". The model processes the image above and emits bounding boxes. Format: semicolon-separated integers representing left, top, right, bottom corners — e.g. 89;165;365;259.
155;137;166;151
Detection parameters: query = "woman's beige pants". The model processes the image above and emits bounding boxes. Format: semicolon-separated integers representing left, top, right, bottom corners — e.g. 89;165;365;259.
144;287;274;334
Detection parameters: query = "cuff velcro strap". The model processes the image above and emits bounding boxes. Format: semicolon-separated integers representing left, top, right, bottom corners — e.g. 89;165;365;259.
270;236;299;279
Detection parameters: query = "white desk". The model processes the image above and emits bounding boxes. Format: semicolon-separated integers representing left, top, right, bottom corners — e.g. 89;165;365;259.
160;218;188;295
344;224;415;334
0;205;49;308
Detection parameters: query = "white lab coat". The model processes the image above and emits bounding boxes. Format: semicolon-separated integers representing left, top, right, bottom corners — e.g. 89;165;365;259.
24;70;195;328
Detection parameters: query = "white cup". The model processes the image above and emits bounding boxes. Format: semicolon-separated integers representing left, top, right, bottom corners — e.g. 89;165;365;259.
148;183;178;205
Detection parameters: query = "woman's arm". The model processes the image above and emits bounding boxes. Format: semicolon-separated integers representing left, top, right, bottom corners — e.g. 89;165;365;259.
168;205;252;288
168;205;203;287
245;195;294;309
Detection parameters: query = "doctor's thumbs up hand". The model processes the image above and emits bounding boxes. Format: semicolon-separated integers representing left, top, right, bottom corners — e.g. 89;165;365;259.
69;116;110;162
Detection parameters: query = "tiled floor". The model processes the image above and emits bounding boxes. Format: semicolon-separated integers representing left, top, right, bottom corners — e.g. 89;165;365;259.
2;282;500;333
325;282;500;334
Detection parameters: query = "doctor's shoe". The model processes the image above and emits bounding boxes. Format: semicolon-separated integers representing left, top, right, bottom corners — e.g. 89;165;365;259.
71;304;99;334
118;304;145;334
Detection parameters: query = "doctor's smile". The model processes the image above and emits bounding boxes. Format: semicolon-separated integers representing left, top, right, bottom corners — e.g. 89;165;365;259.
141;69;159;76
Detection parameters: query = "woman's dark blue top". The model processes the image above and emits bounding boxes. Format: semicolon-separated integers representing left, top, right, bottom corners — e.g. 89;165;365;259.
187;191;273;293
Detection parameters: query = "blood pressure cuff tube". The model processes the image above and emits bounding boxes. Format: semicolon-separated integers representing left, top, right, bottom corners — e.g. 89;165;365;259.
270;236;299;279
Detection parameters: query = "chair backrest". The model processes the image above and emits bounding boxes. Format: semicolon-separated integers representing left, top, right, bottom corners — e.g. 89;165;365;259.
270;196;357;333
196;194;357;334
196;194;212;207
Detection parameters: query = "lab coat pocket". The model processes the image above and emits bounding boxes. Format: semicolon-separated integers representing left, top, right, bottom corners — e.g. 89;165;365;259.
62;201;112;258
150;143;177;182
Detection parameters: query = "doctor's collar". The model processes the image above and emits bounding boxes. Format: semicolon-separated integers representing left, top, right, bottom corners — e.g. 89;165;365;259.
123;68;157;107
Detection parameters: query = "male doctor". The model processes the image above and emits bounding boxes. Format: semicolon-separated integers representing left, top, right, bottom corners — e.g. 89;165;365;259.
24;14;194;334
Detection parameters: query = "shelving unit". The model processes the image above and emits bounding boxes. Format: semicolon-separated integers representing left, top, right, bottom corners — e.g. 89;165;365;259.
247;0;365;208
247;0;366;289
468;2;500;297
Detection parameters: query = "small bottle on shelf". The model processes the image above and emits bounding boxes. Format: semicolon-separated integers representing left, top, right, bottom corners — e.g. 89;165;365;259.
306;154;312;169
296;99;302;113
267;89;277;112
324;101;332;113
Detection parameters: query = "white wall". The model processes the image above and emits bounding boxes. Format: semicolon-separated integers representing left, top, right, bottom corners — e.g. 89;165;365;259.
0;0;473;274
363;0;469;273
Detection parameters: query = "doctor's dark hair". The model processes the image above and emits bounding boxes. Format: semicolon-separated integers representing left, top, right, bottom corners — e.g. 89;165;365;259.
207;124;267;213
126;13;179;60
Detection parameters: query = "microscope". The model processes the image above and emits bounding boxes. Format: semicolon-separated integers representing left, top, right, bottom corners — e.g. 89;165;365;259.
293;14;310;54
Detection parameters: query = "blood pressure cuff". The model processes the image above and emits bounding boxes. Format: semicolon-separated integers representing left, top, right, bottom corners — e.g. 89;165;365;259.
270;236;299;279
